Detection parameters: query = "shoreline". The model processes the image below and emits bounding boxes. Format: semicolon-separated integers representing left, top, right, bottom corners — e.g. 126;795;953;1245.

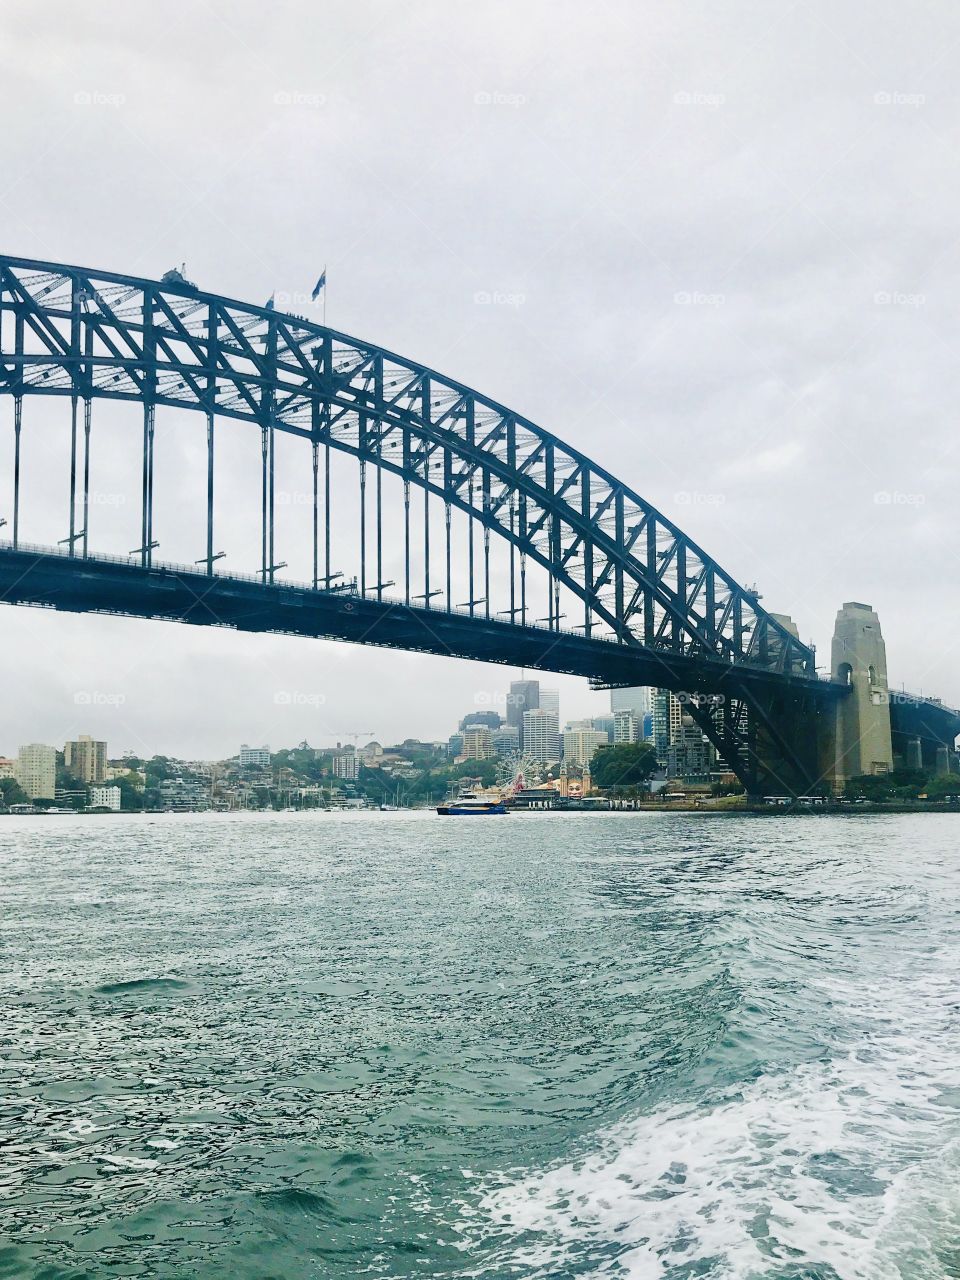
2;802;958;817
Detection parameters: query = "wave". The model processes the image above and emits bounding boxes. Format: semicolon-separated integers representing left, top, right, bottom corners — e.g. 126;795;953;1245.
456;950;960;1278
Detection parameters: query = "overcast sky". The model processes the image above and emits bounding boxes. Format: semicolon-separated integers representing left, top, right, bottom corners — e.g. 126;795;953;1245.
2;0;959;759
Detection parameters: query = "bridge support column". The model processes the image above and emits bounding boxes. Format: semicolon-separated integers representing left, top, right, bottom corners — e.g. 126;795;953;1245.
822;602;893;788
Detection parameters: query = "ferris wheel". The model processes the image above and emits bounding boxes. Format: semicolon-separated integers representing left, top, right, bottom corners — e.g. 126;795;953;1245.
496;752;541;795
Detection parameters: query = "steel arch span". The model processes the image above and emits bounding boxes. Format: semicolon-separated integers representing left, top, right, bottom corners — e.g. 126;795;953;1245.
0;253;839;792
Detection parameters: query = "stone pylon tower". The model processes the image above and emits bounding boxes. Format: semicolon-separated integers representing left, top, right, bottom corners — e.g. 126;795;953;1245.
825;602;894;784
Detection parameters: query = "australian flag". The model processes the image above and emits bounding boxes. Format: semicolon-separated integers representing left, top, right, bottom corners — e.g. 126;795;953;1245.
311;269;326;302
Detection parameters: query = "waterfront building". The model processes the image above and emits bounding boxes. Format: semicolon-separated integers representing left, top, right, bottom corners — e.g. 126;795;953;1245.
0;758;14;778
89;785;122;812
613;709;640;744
16;744;56;800
159;777;210;811
461;726;495;760
64;735;107;783
239;744;271;769
507;680;539;748
562;724;608;766
360;741;384;763
523;708;560;765
54;787;87;806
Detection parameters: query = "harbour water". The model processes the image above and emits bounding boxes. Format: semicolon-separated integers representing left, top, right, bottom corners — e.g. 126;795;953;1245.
2;811;959;1279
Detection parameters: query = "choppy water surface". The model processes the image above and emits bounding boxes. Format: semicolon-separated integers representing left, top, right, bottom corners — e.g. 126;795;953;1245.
1;812;959;1279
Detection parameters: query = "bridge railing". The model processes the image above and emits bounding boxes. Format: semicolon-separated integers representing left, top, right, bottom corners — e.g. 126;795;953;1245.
0;538;617;644
0;539;841;681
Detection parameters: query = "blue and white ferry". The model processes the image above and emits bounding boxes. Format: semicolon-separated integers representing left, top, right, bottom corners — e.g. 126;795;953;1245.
436;791;508;816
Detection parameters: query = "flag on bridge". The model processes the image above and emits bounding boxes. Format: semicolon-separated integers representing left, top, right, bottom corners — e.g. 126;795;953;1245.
311;269;326;302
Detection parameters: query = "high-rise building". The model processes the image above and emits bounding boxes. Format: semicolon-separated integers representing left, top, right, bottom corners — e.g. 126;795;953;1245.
461;726;494;760
16;744;56;800
523;708;560;764
562;725;608;766
613;709;640;744
540;688;560;717
507;680;539;748
491;725;520;757
239;744;271;769
610;686;652;719
460;711;502;732
652;690;682;769
668;714;716;781
331;748;359;780
591;715;615;742
64;735;107;783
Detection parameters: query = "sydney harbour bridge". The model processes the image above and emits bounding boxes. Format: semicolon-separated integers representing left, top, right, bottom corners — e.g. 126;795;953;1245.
0;253;955;795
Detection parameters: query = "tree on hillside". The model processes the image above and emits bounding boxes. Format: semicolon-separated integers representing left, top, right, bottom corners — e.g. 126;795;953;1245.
591;742;658;790
0;777;29;808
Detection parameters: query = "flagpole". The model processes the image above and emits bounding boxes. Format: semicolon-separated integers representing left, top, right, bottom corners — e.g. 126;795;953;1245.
323;264;327;328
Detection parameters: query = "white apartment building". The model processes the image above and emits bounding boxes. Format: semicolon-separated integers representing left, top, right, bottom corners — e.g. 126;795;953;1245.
89;785;122;812
332;750;359;780
239;744;271;769
15;744;56;800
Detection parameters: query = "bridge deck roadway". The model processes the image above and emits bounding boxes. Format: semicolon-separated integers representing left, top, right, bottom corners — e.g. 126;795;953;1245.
0;545;839;702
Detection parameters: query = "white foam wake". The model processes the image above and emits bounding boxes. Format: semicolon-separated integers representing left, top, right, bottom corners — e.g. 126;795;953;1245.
457;967;960;1279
